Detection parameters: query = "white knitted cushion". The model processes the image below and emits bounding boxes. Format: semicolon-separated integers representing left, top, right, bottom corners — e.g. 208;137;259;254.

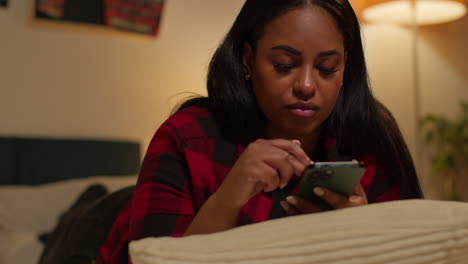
130;199;468;264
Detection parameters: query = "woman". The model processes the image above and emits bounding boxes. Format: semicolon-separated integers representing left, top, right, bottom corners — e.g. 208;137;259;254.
97;0;423;262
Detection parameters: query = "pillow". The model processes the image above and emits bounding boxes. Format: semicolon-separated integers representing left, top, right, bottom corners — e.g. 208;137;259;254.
0;175;137;264
130;199;468;264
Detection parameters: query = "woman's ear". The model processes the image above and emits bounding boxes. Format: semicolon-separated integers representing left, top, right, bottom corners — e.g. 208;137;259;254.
242;43;253;80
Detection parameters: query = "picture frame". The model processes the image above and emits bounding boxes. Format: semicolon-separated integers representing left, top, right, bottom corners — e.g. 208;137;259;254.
33;0;165;37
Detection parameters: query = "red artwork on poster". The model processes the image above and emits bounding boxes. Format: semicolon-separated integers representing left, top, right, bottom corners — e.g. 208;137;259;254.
105;0;165;36
35;0;165;36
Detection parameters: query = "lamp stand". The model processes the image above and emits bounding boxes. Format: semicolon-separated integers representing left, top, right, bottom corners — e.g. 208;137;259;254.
411;0;422;176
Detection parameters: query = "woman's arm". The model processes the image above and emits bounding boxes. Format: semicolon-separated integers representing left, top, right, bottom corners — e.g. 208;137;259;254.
129;123;195;240
184;191;242;236
184;139;311;236
131;112;311;238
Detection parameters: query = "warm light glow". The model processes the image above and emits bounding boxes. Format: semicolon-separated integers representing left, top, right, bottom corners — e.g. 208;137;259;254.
362;0;466;25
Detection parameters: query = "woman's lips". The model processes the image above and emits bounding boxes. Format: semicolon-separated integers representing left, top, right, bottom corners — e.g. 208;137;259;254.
290;108;317;117
286;102;320;117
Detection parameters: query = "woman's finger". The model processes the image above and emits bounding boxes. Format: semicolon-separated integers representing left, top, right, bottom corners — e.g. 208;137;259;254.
280;200;301;216
219;138;310;207
251;161;281;192
284;195;322;214
312;187;350;209
268;153;305;188
352;183;367;196
273;152;294;189
258;142;304;188
349;184;368;206
269;139;311;166
314;186;368;209
285;154;308;179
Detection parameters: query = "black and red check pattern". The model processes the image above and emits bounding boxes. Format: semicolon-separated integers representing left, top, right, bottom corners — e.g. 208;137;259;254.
96;106;400;264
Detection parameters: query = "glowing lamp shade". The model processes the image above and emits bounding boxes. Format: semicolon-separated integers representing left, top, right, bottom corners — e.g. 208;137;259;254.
358;0;466;25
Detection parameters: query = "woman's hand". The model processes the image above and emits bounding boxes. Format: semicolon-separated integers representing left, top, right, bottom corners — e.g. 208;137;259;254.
185;138;311;236
280;183;368;215
213;138;312;209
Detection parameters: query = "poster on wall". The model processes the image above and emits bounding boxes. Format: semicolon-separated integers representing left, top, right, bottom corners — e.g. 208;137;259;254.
0;0;8;8
34;0;165;36
105;0;165;36
35;0;104;25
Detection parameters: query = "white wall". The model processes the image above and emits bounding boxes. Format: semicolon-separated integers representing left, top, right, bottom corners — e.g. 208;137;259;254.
0;0;244;153
1;0;467;198
418;17;468;199
362;23;415;158
362;16;468;199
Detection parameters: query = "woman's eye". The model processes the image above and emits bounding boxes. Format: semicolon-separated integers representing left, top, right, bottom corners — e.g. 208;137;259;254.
319;67;338;74
273;63;295;72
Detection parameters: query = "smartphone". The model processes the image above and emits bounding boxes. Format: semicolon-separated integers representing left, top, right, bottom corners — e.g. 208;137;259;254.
296;161;365;209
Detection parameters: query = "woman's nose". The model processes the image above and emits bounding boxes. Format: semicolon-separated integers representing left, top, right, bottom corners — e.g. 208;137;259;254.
293;66;316;101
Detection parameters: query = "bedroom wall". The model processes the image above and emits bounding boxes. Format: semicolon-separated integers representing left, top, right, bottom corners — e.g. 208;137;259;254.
0;0;245;154
361;17;468;199
1;1;467;198
417;19;468;199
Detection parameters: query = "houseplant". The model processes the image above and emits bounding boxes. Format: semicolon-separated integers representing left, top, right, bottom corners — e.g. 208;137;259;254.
420;101;468;201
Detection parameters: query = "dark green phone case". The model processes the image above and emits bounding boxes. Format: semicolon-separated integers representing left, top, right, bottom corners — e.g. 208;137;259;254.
296;161;365;209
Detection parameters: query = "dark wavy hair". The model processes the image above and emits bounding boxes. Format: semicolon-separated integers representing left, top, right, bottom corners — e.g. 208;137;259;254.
179;0;422;200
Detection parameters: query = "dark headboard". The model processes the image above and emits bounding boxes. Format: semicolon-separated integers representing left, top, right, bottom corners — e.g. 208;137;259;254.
0;137;141;185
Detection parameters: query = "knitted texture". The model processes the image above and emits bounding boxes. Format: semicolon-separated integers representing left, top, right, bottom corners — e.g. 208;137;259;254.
130;199;468;264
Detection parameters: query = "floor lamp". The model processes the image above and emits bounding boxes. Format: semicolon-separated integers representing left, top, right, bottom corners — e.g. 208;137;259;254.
350;0;467;172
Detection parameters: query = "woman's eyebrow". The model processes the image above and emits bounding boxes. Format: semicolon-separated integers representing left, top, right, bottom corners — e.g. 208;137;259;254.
271;45;301;55
271;46;342;57
318;50;342;57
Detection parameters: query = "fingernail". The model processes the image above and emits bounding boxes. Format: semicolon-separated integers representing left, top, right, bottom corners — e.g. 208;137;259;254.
286;196;296;204
349;195;361;203
314;187;325;196
292;140;301;146
280;183;287;189
280;201;290;211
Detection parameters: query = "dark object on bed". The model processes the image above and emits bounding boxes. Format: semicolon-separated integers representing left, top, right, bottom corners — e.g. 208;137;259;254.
0;137;141;185
38;184;135;264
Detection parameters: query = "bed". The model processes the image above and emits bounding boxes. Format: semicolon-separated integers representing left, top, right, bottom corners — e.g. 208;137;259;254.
2;137;467;264
130;199;468;264
0;137;141;264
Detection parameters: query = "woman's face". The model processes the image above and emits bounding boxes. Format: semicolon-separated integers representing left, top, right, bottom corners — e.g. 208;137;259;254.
244;6;346;140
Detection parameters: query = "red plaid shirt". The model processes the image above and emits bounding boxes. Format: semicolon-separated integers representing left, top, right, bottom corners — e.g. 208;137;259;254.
96;105;400;264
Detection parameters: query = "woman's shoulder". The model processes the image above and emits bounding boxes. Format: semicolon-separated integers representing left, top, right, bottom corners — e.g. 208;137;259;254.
167;104;212;126
163;103;224;141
